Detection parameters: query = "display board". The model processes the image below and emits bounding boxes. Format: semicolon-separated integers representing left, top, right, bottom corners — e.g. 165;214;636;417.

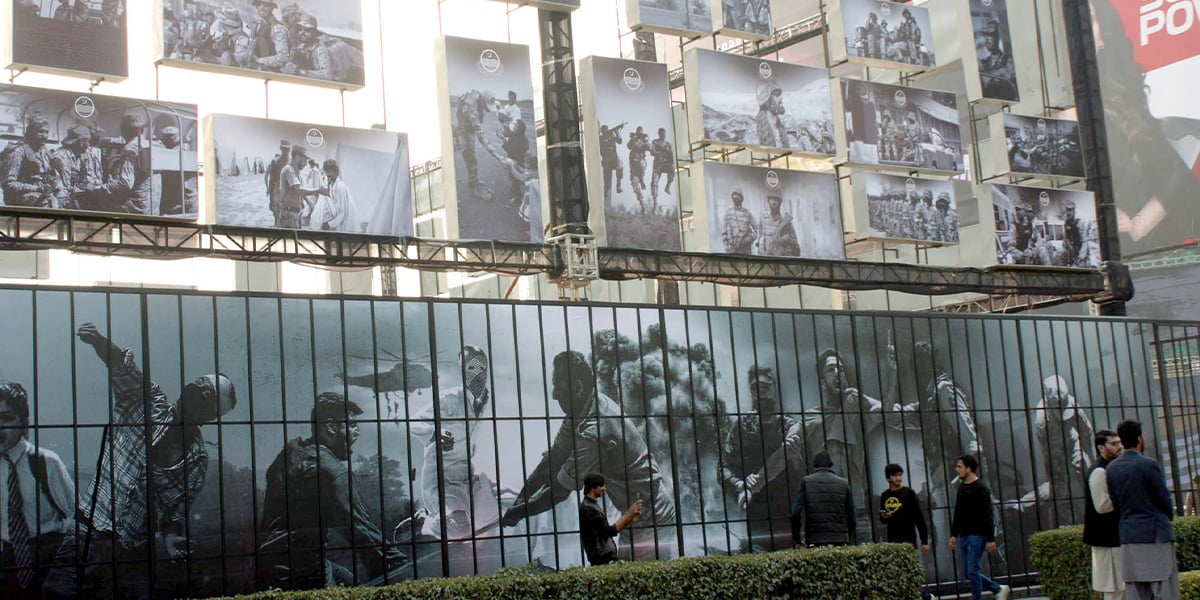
626;0;713;37
435;36;543;243
481;0;579;9
712;0;773;40
990;183;1098;268
827;0;937;71
837;78;963;175
683;48;834;157
156;0;366;89
1091;0;1200;256
0;286;1172;598
206;114;412;236
0;83;198;219
579;56;681;252
3;0;128;79
851;171;958;245
960;0;1018;103
693;161;843;259
987;113;1084;181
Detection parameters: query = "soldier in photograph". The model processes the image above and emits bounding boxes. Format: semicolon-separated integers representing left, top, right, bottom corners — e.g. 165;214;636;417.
291;15;335;81
979;19;1016;99
51;125;103;211
251;0;292;72
933;192;957;242
758;194;800;256
1;113;56;208
89;112;152;214
455;89;493;192
1025;374;1095;523
265;140;291;226
755;79;788;149
599;122;625;206
278;144;324;229
627;125;651;212
878;113;897;161
259;392;405;590
719;366;804;552
649;127;674;203
898;9;922;64
202;5;252;68
44;323;236;599
101;0;123;27
1062;201;1084;266
500;351;676;538
865;12;882;59
156;126;196;215
721;188;757;255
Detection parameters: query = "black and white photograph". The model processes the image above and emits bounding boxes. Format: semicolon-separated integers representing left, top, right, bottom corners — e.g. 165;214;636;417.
839;0;936;69
437;36;543;243
209;114;412;236
0;286;1174;597
969;0;1018;102
580;56;682;252
700;162;844;259
626;0;713;37
159;0;365;88
481;0;579;8
714;0;773;39
7;0;127;79
0;83;198;218
841;79;963;173
685;49;834;156
861;172;958;244
1003;114;1084;179
991;183;1099;268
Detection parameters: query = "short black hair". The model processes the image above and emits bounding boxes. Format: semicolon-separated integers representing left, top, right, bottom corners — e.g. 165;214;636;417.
311;391;363;429
814;451;833;469
1095;429;1118;451
1117;420;1142;449
957;454;979;473
553;350;594;385
884;463;903;478
583;472;605;493
0;382;29;425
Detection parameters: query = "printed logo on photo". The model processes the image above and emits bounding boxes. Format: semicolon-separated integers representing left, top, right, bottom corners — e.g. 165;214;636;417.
73;97;96;119
480;49;502;73
982;0;993;7
893;90;908;107
758;62;773;80
623;67;643;91
306;128;325;148
765;170;780;188
1039;191;1050;206
880;2;892;17
906;178;916;193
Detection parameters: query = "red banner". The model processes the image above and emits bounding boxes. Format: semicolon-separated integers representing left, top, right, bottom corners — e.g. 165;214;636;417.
1113;0;1200;71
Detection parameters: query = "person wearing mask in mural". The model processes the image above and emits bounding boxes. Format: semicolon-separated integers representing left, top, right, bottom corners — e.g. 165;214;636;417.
0;382;75;599
44;323;236;599
579;473;643;566
407;346;493;541
719;365;804;551
1024;374;1095;523
259;392;406;590
949;454;1011;600
500;350;676;559
1085;429;1125;600
790;451;855;548
1106;420;1180;600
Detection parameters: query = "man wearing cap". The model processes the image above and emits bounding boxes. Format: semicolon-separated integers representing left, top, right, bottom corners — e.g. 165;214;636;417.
899;9;921;64
45;323;236;598
934;192;957;243
89;112;152;214
265;140;291;226
722;188;757;254
758;193;800;256
50;125;102;210
755;79;788;149
291;14;334;80
250;0;291;72
1;114;56;208
204;4;252;68
1062;201;1083;266
719;365;804;551
278;143;323;229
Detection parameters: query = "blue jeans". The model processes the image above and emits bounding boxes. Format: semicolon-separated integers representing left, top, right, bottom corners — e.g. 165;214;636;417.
958;534;1001;600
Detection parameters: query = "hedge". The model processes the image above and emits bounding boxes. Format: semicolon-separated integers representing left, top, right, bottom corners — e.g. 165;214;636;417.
1030;516;1200;600
216;543;923;600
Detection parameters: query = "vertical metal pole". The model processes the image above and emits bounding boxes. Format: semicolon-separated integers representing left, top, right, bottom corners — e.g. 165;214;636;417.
539;9;590;234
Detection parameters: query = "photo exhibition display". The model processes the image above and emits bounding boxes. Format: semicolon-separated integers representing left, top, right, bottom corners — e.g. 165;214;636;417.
853;172;959;245
831;0;937;70
5;0;128;79
713;0;773;40
991;183;1099;268
963;0;1018;103
839;78;964;174
627;0;714;37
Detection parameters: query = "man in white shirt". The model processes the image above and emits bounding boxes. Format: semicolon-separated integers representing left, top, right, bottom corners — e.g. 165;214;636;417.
1085;429;1124;600
497;91;523;134
313;159;361;233
0;381;75;598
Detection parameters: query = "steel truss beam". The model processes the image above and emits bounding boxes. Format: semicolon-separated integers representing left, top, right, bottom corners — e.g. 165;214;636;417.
0;211;1114;298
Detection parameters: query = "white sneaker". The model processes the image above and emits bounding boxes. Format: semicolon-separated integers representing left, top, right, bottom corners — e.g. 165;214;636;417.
995;584;1011;600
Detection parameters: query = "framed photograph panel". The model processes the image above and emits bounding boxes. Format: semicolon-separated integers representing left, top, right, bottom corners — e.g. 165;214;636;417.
828;0;937;72
627;0;713;38
712;0;773;40
837;78;964;175
850;171;959;245
991;183;1098;268
3;0;128;80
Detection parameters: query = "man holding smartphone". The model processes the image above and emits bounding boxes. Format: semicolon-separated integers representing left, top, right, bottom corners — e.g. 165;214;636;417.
579;473;642;566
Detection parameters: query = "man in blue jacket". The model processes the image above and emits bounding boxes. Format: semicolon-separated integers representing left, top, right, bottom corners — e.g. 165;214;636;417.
1106;419;1179;600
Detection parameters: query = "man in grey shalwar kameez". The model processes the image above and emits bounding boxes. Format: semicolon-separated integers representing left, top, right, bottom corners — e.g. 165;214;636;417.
1106;420;1180;600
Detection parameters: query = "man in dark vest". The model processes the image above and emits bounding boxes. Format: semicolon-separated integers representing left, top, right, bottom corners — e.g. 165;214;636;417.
790;451;855;547
1085;429;1124;600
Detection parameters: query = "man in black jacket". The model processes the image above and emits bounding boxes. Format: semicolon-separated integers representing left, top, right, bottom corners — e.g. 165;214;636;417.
790;451;855;547
948;455;1010;600
1084;429;1124;600
879;463;929;553
579;473;642;565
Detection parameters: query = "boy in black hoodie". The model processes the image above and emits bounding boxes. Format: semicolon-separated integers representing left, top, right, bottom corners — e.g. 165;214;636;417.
879;463;930;553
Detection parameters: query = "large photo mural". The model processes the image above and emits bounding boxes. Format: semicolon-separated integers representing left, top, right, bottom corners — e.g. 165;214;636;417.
0;288;1169;597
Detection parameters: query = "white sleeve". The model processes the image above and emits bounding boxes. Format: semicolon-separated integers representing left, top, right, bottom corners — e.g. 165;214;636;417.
1089;467;1114;514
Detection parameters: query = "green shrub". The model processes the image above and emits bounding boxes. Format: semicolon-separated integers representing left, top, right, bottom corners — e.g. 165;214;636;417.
1176;516;1200;572
215;543;923;600
1028;525;1091;600
1182;569;1200;599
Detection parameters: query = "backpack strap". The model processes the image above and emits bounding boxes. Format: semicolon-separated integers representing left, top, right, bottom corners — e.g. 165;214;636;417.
28;450;68;520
